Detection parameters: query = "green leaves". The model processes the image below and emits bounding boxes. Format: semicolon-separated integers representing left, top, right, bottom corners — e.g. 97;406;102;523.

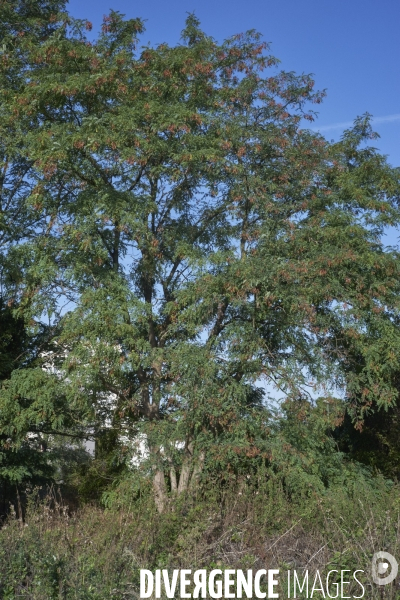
1;6;400;496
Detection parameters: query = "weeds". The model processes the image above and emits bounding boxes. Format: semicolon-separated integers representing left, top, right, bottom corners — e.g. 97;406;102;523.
0;478;400;598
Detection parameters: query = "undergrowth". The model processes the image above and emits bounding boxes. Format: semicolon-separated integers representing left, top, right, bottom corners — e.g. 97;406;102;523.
1;476;400;599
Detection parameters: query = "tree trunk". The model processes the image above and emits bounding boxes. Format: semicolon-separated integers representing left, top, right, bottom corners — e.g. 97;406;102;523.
189;451;205;489
153;442;205;510
153;469;167;513
170;464;177;493
177;459;192;494
177;440;193;495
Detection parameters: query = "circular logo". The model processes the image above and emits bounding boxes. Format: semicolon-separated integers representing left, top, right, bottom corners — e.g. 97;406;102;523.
372;551;398;586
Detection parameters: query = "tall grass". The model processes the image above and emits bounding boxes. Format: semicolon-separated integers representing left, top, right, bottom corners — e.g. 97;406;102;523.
1;478;400;598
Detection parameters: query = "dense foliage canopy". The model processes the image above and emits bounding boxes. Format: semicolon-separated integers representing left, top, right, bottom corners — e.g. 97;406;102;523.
1;0;400;510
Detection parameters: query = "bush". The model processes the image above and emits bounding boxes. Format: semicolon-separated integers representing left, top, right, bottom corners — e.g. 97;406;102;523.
1;478;400;599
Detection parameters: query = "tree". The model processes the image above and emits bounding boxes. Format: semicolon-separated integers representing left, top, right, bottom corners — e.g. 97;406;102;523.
0;8;399;511
0;0;72;515
0;0;68;274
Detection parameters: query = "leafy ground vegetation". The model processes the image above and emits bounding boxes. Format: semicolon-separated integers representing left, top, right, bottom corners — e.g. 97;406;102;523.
1;479;400;598
1;0;400;597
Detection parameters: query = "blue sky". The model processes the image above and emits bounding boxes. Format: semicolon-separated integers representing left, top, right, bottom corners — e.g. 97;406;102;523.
67;0;399;166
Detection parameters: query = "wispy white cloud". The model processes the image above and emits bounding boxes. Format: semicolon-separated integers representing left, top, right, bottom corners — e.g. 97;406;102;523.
312;113;400;133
